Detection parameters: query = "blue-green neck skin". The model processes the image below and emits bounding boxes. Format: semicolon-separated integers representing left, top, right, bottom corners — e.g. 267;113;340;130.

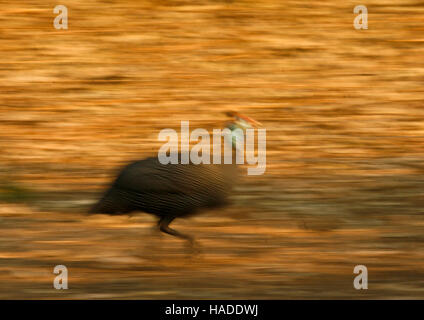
227;122;246;150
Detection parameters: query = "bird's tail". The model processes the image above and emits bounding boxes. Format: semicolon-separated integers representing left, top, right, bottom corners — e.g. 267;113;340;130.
88;187;131;214
88;199;108;214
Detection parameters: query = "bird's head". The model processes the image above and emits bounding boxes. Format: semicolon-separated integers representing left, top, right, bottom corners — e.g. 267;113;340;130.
225;111;262;130
224;111;262;149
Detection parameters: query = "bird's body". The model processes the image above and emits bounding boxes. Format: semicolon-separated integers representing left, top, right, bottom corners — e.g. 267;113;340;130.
89;111;260;247
90;154;237;218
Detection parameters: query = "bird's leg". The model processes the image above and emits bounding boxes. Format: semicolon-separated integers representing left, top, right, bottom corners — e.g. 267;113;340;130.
158;215;197;248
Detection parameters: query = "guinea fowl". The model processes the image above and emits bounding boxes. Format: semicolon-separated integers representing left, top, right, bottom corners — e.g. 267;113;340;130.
89;111;261;247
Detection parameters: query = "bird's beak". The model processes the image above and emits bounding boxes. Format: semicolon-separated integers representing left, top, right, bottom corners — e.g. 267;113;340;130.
237;114;263;128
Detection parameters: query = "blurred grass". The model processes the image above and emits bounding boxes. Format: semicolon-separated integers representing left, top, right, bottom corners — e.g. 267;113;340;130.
0;0;424;298
0;180;38;203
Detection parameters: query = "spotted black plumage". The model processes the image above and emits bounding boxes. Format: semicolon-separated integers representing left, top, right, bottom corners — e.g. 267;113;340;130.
89;154;238;245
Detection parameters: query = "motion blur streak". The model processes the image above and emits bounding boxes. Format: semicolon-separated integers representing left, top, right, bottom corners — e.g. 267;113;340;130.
0;0;423;299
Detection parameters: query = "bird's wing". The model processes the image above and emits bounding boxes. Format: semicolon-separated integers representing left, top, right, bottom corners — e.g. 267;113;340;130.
112;157;232;196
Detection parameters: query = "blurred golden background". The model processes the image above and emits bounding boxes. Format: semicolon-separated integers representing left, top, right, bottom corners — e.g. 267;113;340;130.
0;0;424;298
